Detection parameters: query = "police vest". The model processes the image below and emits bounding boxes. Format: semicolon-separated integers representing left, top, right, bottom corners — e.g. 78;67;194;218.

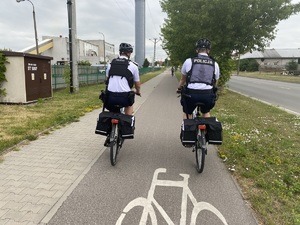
187;55;215;86
108;58;134;88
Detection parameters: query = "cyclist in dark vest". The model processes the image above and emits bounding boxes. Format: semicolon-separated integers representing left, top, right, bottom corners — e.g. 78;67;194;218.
176;38;220;118
105;43;141;115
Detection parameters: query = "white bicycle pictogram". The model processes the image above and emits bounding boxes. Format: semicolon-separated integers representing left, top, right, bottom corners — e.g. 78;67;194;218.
116;168;228;225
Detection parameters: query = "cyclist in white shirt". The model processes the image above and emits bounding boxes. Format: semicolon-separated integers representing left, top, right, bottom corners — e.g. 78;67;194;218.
105;43;141;115
177;38;220;118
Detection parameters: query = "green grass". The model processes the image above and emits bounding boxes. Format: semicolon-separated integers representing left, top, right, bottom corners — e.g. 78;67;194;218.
0;69;164;155
213;90;300;225
237;71;300;84
175;71;300;224
2;68;299;224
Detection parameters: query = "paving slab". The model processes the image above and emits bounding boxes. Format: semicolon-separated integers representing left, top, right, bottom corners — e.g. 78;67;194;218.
0;71;167;225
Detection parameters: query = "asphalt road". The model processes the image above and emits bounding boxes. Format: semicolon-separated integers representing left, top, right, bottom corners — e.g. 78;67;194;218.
228;76;300;115
47;72;258;225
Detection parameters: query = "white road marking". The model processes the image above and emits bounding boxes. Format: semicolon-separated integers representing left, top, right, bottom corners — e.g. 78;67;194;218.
116;168;228;225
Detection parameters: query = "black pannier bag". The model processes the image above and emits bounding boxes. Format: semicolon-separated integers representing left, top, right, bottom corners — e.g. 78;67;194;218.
181;119;197;146
119;114;135;139
203;117;223;145
95;111;114;136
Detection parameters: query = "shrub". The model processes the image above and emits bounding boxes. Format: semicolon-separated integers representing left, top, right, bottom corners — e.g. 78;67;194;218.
285;60;298;71
0;52;9;97
239;59;259;72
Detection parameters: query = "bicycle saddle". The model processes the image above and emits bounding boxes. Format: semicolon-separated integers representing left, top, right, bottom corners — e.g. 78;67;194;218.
195;102;205;106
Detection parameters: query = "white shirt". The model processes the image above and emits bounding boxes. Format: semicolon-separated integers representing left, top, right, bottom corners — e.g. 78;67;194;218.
106;56;140;92
181;53;220;90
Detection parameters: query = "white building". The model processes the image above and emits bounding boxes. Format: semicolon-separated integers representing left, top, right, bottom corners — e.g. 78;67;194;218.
85;39;117;63
241;49;300;72
20;35;116;66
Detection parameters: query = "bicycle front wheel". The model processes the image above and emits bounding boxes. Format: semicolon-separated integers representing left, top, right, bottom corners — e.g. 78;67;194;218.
110;123;120;166
195;130;206;173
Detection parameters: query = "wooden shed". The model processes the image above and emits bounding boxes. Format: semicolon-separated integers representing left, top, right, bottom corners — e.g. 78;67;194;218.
0;51;53;104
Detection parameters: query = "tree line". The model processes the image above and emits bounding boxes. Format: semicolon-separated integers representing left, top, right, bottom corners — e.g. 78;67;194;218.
160;0;300;85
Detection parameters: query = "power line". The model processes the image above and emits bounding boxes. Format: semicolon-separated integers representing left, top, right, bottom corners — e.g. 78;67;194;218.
145;0;160;36
129;0;134;7
113;0;134;25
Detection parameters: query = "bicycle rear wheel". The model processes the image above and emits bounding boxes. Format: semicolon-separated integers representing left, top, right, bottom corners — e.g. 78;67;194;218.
110;123;120;166
195;130;206;173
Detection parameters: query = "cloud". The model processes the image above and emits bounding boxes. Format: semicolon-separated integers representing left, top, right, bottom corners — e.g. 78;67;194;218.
1;0;299;61
269;13;300;49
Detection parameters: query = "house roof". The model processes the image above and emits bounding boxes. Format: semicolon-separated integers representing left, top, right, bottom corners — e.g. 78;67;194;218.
240;49;300;59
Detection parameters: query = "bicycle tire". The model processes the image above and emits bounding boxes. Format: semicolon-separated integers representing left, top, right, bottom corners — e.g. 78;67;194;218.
110;123;120;166
195;129;206;173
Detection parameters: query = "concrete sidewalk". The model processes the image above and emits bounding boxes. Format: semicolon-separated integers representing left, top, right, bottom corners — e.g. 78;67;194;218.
0;71;168;225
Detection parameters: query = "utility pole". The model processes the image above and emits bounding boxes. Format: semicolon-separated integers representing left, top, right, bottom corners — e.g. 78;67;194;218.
67;0;78;93
149;37;161;71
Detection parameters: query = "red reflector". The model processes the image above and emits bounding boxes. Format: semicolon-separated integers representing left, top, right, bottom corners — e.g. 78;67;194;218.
111;119;119;124
198;125;206;130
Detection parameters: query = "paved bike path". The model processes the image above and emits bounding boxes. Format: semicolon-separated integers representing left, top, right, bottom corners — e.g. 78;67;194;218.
0;72;164;225
47;70;259;225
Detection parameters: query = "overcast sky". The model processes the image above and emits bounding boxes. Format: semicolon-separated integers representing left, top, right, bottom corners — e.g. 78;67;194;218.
1;0;300;61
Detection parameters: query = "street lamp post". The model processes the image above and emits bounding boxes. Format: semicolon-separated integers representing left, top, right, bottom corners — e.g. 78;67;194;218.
99;32;105;62
16;0;39;55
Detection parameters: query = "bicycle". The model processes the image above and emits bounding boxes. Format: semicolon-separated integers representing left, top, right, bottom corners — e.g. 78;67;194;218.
116;168;228;225
103;93;141;166
179;91;208;173
192;102;207;173
109;107;125;166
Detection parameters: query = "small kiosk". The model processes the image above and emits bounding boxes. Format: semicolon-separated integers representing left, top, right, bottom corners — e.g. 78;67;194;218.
0;51;53;104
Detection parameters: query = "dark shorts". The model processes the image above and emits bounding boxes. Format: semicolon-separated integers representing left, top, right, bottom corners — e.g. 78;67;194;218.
105;91;135;112
181;88;216;114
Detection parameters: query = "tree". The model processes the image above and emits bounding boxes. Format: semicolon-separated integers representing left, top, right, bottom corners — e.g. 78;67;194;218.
285;60;298;71
160;0;300;86
143;58;150;68
239;59;259;72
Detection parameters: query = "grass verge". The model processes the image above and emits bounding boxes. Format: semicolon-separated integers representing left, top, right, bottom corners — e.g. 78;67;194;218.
237;71;300;84
0;69;164;155
175;71;300;224
214;90;300;225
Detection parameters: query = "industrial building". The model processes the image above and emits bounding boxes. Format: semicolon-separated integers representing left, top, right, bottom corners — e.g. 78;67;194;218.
20;35;117;66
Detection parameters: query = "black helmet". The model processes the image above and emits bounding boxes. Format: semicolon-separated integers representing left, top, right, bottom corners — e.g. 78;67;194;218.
119;43;133;53
196;38;211;49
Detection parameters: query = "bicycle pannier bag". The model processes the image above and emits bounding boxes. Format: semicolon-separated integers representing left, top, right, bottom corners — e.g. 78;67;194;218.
204;117;223;145
95;111;114;136
181;119;197;146
119;114;135;139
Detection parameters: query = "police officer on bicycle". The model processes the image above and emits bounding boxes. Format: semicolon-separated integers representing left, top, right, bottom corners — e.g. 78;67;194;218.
105;43;141;115
177;38;220;118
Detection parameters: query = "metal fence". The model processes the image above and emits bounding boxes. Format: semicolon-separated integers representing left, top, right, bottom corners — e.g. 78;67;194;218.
51;65;161;90
52;65;106;90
